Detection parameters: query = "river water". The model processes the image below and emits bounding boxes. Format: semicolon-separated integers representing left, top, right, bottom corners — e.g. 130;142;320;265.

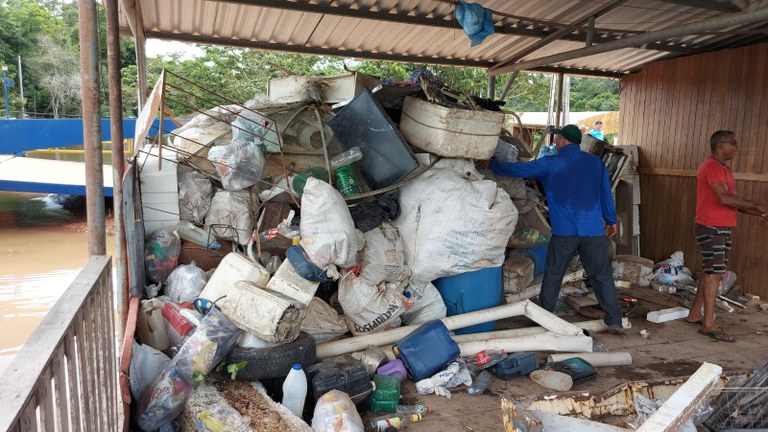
0;191;115;374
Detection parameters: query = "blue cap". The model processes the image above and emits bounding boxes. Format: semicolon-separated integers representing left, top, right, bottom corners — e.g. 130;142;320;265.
404;291;412;298
292;363;302;370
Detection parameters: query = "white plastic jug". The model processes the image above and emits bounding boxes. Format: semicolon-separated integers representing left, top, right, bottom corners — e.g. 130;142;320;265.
282;363;307;418
266;259;319;306
199;252;270;309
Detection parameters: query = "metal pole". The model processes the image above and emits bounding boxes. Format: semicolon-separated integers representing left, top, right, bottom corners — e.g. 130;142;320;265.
104;0;128;340
487;74;496;100
17;56;23;117
555;72;564;127
490;6;768;75
2;66;9;119
499;71;520;101
78;0;106;255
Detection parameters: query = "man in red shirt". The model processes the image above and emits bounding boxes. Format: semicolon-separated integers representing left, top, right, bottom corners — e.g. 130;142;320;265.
686;130;768;342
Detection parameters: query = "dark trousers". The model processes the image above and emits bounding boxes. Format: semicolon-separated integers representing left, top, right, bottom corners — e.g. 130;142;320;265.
540;235;623;327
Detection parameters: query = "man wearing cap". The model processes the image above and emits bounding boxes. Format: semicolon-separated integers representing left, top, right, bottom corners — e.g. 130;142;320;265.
489;124;624;333
589;120;605;140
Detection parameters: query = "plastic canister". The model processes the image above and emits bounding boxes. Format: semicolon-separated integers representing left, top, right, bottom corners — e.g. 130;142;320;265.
370;374;401;413
285;245;328;283
199;252;270;309
392;320;460;381
433;266;503;334
492;352;538;380
266;257;320;306
377;359;407;382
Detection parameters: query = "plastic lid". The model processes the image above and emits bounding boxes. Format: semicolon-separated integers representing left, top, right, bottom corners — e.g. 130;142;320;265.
292;363;302;370
403;291;412;298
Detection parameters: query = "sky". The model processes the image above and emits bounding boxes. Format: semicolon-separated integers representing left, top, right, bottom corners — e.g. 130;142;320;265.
145;39;204;60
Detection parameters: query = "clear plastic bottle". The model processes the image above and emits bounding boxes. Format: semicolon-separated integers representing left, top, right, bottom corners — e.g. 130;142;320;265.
467;370;493;395
330;146;363;170
365;413;422;432
176;221;221;250
395;404;432;415
282;364;307;418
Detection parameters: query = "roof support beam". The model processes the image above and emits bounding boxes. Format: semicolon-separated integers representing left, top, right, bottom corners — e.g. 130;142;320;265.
490;6;768;75
655;0;742;12
144;31;494;68
491;0;629;72
217;0;693;54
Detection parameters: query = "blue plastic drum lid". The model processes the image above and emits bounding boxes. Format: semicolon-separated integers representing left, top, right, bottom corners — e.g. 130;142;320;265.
433;266;503;335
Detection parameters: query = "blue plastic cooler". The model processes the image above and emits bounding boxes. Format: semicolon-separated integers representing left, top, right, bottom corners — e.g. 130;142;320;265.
433;266;503;334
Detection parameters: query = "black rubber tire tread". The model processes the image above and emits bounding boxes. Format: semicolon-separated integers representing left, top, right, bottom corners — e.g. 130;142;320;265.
227;332;317;381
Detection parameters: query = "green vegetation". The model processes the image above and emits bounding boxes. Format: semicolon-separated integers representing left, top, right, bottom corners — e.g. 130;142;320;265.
2;0;620;118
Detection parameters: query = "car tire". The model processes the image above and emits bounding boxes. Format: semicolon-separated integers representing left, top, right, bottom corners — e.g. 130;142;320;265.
226;332;317;380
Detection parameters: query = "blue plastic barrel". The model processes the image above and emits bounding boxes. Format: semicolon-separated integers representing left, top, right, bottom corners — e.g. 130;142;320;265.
516;245;548;276
433;266;503;334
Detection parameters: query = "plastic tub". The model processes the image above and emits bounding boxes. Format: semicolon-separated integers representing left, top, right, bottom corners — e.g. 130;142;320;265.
433;266;503;334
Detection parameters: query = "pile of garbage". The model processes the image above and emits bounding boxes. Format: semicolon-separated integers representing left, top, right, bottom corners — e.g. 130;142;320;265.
129;70;591;432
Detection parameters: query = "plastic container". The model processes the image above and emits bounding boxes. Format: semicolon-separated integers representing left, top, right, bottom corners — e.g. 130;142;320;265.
366;413;423;432
198;252;270;307
266;257;320;306
399;96;504;159
433;266;503;334
377;359;407;382
291;167;329;197
282;363;308;418
328;89;419;190
370;374;401;412
467;370;493;395
493;352;538;380
176;221;221;250
396;404;432;415
335;165;361;196
392;320;460;381
306;355;373;410
516;246;548;276
330;146;363;170
543;357;598;384
285;245;328;283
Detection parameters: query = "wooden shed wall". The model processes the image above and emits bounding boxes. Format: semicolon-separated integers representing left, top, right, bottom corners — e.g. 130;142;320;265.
619;42;768;298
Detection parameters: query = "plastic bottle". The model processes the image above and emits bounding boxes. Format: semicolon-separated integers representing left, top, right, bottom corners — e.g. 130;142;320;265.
467;349;507;374
396;404;432;415
335;165;361;196
365;413;423;432
467;370;493;395
330;146;363;170
176;221;221;250
370;374;401;412
291;167;329;197
282;364;307;418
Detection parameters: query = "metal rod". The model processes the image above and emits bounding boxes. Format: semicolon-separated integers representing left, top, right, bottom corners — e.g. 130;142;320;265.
104;0;128;341
555;72;564;127
487;74;496;100
78;0;106;256
17;56;23;117
490;7;768;75
499;71;519;101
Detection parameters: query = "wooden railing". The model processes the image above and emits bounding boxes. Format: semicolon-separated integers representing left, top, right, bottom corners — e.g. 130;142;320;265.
0;256;119;431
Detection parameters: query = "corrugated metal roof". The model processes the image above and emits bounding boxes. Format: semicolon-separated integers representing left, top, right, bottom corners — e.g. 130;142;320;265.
118;0;768;76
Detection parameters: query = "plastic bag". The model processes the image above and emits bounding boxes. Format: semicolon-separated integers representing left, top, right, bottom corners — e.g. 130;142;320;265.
231;108;280;153
145;228;181;284
166;262;207;303
338;273;405;335
301;297;349;343
394;157;518;283
359;221;411;287
129;341;171;401
208;140;266;191
455;0;495;46
311;390;365;432
400;282;447;326
136;308;241;431
300;177;358;270
206;189;254;246
178;171;214;224
415;360;472;399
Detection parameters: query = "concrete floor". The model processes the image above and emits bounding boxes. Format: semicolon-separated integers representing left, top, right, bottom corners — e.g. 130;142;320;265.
399;287;768;431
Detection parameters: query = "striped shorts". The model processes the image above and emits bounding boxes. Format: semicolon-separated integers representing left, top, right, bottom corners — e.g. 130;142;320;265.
693;223;732;274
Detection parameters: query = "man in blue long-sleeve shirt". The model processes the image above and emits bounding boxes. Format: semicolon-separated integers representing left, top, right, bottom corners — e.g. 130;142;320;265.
490;124;624;332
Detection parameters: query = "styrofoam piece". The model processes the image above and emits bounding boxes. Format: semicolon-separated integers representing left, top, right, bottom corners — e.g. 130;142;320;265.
199;253;270;309
266;259;319;307
139;144;180;233
547;352;633;367
267;72;380;103
399;96;504;159
646;306;689;323
612;255;654;287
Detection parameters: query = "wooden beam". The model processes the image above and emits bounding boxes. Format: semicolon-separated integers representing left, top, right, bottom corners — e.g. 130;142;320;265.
639;167;768;181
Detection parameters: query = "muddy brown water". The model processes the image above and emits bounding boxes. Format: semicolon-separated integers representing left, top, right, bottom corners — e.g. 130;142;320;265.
0;191;115;375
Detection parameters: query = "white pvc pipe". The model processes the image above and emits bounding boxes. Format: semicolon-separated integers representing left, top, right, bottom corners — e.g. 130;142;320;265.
317;301;528;358
547;352;633;367
523;301;583;336
458;333;594;355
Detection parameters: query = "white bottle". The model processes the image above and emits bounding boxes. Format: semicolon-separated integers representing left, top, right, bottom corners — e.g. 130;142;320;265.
176;221;221;250
282;363;307;418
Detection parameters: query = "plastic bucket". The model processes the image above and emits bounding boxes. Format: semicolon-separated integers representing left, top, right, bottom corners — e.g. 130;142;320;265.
433;266;503;334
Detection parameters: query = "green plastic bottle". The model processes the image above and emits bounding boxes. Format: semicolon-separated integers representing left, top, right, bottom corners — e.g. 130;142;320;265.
335;165;361;197
369;374;401;412
291;167;329;197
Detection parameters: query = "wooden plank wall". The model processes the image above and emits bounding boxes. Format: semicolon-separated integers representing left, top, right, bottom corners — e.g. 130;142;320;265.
620;42;768;298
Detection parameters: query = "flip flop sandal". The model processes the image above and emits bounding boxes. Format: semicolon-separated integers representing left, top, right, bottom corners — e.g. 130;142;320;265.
684;320;703;326
698;329;736;343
